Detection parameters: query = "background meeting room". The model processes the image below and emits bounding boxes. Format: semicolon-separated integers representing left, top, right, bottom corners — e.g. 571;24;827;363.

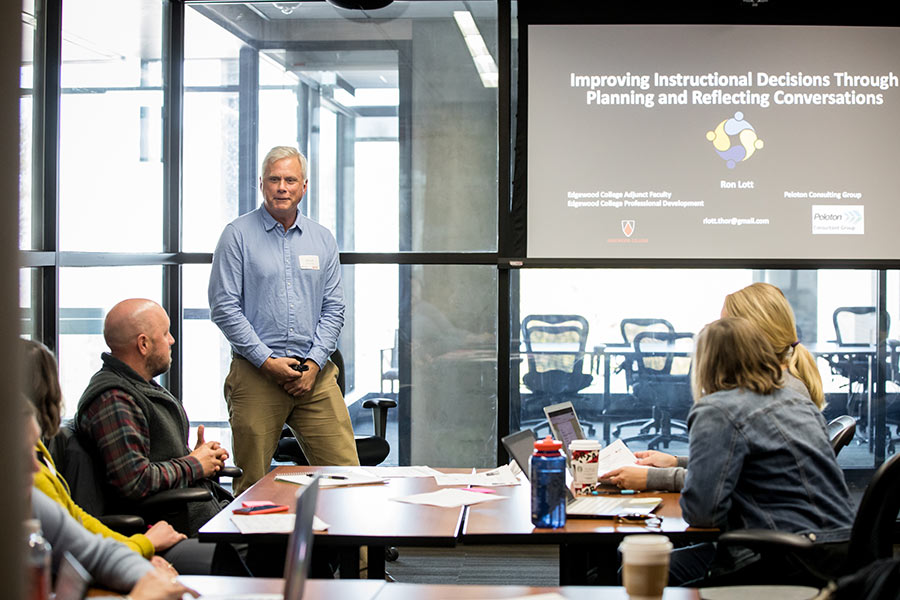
8;0;900;591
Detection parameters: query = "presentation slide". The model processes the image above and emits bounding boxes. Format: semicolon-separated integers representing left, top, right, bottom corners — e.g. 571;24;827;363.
527;25;900;260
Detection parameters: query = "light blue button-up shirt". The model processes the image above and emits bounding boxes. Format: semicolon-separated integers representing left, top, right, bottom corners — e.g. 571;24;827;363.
208;206;344;369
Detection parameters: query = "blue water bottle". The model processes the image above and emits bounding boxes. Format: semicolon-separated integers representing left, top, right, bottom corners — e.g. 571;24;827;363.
531;436;566;528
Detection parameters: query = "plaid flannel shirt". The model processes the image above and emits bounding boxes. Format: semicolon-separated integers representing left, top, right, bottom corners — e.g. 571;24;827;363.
80;388;204;500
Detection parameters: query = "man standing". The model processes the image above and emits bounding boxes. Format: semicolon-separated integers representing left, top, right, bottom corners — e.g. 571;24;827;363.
209;145;358;495
76;298;232;537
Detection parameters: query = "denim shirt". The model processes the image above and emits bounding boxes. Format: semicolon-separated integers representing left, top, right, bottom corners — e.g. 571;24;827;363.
680;384;854;542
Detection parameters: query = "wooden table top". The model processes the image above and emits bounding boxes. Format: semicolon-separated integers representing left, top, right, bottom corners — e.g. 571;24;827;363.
373;583;701;600
90;578;700;599
89;577;386;598
198;466;466;546
463;485;719;544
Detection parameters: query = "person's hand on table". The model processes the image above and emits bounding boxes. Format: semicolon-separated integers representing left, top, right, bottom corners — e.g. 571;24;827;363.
634;450;678;468
145;520;186;552
149;555;176;575
600;466;649;490
128;567;198;600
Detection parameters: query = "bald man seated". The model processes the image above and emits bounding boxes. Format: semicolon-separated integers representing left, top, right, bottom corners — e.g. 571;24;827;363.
75;298;231;537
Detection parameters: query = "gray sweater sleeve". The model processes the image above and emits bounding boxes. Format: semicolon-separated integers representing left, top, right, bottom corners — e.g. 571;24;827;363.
32;489;154;593
644;456;689;491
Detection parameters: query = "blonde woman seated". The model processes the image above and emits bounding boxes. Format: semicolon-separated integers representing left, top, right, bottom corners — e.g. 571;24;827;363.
603;282;824;491
666;317;852;585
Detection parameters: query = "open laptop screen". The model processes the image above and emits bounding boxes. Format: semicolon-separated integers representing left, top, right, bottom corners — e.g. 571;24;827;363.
283;476;319;600
544;401;586;456
501;429;538;479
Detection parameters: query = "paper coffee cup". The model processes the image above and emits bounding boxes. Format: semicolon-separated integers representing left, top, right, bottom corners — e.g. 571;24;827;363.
570;439;601;495
619;534;672;600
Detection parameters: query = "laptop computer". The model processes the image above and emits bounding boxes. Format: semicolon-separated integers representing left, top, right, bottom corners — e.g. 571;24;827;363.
543;401;586;459
201;476;320;599
54;551;92;600
501;429;662;519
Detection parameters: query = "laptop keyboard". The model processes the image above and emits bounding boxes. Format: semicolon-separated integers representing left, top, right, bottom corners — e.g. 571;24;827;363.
567;495;628;515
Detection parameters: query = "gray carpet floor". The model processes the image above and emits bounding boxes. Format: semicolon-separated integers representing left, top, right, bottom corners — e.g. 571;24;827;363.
385;545;560;586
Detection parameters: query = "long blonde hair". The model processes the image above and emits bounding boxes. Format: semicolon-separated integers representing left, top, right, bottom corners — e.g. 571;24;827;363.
723;282;824;410
691;317;783;400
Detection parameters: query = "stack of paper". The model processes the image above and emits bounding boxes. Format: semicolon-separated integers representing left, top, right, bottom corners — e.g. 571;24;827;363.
274;471;386;488
230;514;329;534
361;465;444;478
433;464;520;487
392;488;506;508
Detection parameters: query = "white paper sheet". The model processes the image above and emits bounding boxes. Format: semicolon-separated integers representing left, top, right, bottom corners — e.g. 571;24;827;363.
361;465;444;478
465;595;566;600
432;464;520;487
391;488;507;508
230;514;329;534
595;439;641;475
274;471;386;487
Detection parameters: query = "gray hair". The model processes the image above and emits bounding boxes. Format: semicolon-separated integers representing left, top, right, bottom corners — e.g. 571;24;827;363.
261;146;308;182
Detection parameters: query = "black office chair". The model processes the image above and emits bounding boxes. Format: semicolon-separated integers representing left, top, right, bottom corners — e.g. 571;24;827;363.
617;331;693;450
610;318;676;434
827;415;857;456
716;451;900;587
826;307;880;420
274;348;397;467
520;314;594;434
49;420;241;536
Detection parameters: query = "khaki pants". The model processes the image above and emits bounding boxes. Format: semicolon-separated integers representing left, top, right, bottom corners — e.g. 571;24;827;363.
225;356;359;496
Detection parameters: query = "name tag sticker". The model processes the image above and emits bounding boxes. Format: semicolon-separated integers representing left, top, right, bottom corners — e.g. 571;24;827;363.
299;255;320;270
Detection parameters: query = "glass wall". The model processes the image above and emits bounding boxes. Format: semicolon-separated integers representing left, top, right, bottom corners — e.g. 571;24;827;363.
513;268;899;469
181;1;500;466
19;0;899;477
58;0;164;252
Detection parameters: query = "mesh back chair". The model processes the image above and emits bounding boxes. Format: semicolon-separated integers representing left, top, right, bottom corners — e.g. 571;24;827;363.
826;307;886;440
717;451;900;587
827;415;856;456
520;314;594;433
617;331;693;450
611;318;676;436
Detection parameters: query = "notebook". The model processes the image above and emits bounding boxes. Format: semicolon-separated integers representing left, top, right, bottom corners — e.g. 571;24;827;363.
501;428;662;519
200;476;320;600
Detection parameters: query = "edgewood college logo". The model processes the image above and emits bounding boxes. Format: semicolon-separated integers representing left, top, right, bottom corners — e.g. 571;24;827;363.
621;220;635;237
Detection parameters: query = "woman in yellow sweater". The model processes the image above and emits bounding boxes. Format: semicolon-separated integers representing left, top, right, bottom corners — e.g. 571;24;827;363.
22;338;222;574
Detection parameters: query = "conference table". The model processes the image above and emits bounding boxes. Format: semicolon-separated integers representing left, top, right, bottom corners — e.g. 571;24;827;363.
462;485;718;585
89;577;704;598
199;466;717;585
199;466;468;580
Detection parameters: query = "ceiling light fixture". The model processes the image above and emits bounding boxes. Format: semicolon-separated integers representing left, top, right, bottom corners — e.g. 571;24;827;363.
327;0;393;10
273;3;300;15
453;11;498;89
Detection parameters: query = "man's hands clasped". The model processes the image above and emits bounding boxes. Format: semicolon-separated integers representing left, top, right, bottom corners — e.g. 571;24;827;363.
260;356;320;398
188;424;229;478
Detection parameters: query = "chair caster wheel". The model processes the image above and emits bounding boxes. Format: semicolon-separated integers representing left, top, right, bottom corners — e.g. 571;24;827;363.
385;547;399;562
